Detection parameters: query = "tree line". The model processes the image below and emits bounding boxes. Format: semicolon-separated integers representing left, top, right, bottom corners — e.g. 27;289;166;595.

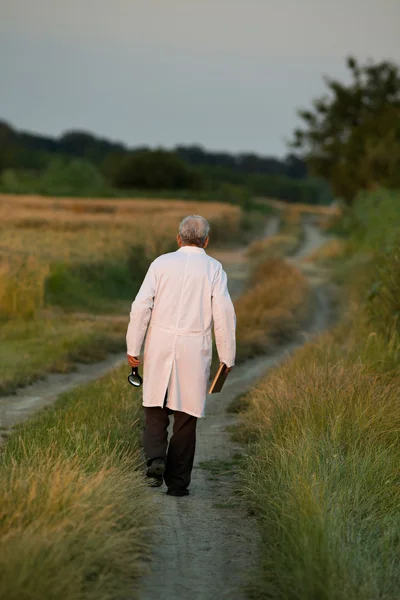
2;56;398;205
0;120;330;205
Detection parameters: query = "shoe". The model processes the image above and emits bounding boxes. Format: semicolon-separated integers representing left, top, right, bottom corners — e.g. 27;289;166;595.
147;458;166;477
146;458;166;487
166;488;190;497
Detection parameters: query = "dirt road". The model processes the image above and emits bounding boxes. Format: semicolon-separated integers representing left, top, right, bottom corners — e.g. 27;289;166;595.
140;223;333;600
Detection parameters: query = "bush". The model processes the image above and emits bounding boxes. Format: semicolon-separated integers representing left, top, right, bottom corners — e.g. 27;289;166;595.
112;150;200;190
0;159;110;197
346;188;400;252
40;158;109;196
216;183;253;210
367;239;400;338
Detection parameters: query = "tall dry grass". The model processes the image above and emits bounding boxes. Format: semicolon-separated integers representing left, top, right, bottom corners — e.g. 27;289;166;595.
0;256;49;319
247;205;303;263
247;234;300;262
237;335;400;599
236;190;400;599
302;238;346;265
0;364;152;600
235;258;311;362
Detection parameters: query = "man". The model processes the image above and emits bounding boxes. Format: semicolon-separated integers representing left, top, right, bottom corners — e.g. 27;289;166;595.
126;215;236;497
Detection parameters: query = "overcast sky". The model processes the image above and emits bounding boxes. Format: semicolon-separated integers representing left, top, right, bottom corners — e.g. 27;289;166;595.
1;0;399;156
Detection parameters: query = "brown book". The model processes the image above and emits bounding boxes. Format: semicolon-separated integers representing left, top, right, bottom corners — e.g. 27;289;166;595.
208;363;230;394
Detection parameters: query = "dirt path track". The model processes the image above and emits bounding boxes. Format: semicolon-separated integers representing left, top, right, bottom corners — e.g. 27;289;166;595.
140;223;332;600
0;354;125;443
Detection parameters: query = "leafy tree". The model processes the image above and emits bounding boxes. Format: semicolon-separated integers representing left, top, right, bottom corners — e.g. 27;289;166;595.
291;57;400;202
112;150;200;190
59;130;126;164
39;158;108;196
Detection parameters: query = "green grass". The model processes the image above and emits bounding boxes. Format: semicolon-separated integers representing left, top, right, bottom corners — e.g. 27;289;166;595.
45;246;150;313
237;189;400;599
0;363;152;600
239;337;400;600
0;242;156;395
0;316;126;395
342;187;400;252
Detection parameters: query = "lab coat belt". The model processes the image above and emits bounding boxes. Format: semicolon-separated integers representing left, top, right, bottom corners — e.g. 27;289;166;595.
149;324;212;337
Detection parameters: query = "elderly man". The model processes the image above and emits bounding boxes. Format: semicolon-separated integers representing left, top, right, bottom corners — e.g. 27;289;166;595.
126;215;236;497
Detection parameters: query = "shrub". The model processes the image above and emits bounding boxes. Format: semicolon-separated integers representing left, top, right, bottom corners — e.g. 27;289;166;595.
39;158;109;196
347;188;400;252
366;239;400;338
112;150;199;190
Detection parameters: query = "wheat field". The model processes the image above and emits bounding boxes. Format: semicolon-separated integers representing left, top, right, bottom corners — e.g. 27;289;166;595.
0;194;242;393
0;194;241;262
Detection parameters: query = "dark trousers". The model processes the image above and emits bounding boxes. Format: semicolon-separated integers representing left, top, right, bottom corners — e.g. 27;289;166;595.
143;400;197;491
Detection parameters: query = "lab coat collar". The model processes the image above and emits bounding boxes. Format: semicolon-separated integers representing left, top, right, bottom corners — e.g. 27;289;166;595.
177;246;206;254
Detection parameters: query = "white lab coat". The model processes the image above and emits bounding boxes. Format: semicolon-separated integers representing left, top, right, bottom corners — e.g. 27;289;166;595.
126;246;236;417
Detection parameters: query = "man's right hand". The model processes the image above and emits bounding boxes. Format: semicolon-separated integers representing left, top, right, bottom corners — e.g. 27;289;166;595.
127;355;140;368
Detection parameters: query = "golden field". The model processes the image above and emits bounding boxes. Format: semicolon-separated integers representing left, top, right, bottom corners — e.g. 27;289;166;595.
0;194;241;262
0;194;242;394
0;194;242;315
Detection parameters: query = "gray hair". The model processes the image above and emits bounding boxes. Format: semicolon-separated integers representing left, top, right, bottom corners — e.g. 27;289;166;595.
178;215;210;247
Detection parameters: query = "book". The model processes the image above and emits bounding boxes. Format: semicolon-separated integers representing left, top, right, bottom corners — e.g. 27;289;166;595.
208;363;230;394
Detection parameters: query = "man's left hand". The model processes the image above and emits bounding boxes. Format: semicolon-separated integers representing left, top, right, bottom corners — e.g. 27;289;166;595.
127;355;140;368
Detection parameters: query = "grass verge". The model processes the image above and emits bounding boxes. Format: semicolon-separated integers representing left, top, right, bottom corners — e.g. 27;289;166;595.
0;316;126;396
0;363;151;600
236;190;400;599
235;258;311;362
237;334;400;599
